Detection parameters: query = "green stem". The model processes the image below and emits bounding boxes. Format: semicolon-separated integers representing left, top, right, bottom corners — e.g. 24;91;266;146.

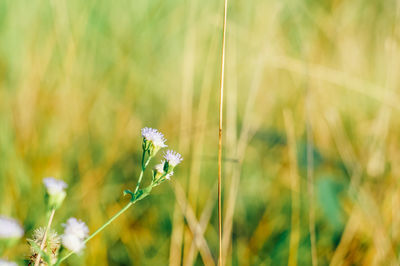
59;151;154;264
134;153;152;194
59;201;133;263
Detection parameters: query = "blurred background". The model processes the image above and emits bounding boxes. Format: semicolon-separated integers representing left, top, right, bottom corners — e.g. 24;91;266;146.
1;0;400;265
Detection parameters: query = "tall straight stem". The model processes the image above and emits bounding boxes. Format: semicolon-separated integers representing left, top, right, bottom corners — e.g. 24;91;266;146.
34;209;56;266
218;0;228;265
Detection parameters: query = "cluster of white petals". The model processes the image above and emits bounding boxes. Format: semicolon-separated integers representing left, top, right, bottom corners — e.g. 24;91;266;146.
155;161;173;180
141;127;167;148
163;150;183;167
0;216;24;239
43;177;68;195
61;218;89;253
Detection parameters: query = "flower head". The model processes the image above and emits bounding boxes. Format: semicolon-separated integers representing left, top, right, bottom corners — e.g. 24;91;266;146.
163;150;183;168
0;216;24;239
43;177;67;210
62;234;86;254
61;218;89;253
141;127;167;156
0;259;18;266
141;127;167;148
28;227;60;264
43;177;67;195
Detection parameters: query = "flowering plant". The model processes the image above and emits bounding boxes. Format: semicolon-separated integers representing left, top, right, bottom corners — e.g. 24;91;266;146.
0;128;182;265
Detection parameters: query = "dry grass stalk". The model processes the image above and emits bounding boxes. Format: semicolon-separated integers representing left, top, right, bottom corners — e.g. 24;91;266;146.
218;0;229;264
172;180;215;266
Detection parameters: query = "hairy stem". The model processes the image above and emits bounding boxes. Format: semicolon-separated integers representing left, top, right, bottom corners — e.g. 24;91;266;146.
34;209;56;266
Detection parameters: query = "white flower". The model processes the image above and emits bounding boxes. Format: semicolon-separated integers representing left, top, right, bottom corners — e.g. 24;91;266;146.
141;127;167;148
163;150;183;167
43;177;67;195
63;218;89;239
155;161;173;180
0;259;18;266
61;218;89;253
0;216;24;239
61;234;85;253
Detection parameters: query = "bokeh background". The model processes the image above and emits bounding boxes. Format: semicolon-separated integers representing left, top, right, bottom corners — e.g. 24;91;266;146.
1;0;400;265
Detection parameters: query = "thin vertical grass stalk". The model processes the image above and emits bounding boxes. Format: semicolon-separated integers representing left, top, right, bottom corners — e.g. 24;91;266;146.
218;0;228;265
34;209;56;266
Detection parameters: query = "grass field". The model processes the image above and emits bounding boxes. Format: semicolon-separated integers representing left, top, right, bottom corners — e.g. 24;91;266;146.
1;0;400;265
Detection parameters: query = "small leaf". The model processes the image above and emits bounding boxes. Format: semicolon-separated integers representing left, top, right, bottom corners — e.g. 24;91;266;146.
123;190;135;202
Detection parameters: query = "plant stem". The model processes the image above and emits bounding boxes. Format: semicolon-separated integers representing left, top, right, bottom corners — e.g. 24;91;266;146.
59;152;154;264
59;200;135;263
218;0;228;264
34;208;56;266
134;152;152;194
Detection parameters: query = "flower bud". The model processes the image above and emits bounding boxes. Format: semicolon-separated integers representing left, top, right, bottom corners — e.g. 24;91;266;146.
153;161;173;183
43;177;67;210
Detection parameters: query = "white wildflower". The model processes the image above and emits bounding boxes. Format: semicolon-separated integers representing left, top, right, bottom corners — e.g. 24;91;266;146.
0;216;24;239
0;259;18;266
155;161;173;180
141;127;167;148
61;218;89;253
43;177;67;195
43;177;67;209
61;234;85;253
163;150;183;167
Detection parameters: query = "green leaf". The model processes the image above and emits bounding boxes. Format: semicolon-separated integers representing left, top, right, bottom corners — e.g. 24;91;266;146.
123;189;135;202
